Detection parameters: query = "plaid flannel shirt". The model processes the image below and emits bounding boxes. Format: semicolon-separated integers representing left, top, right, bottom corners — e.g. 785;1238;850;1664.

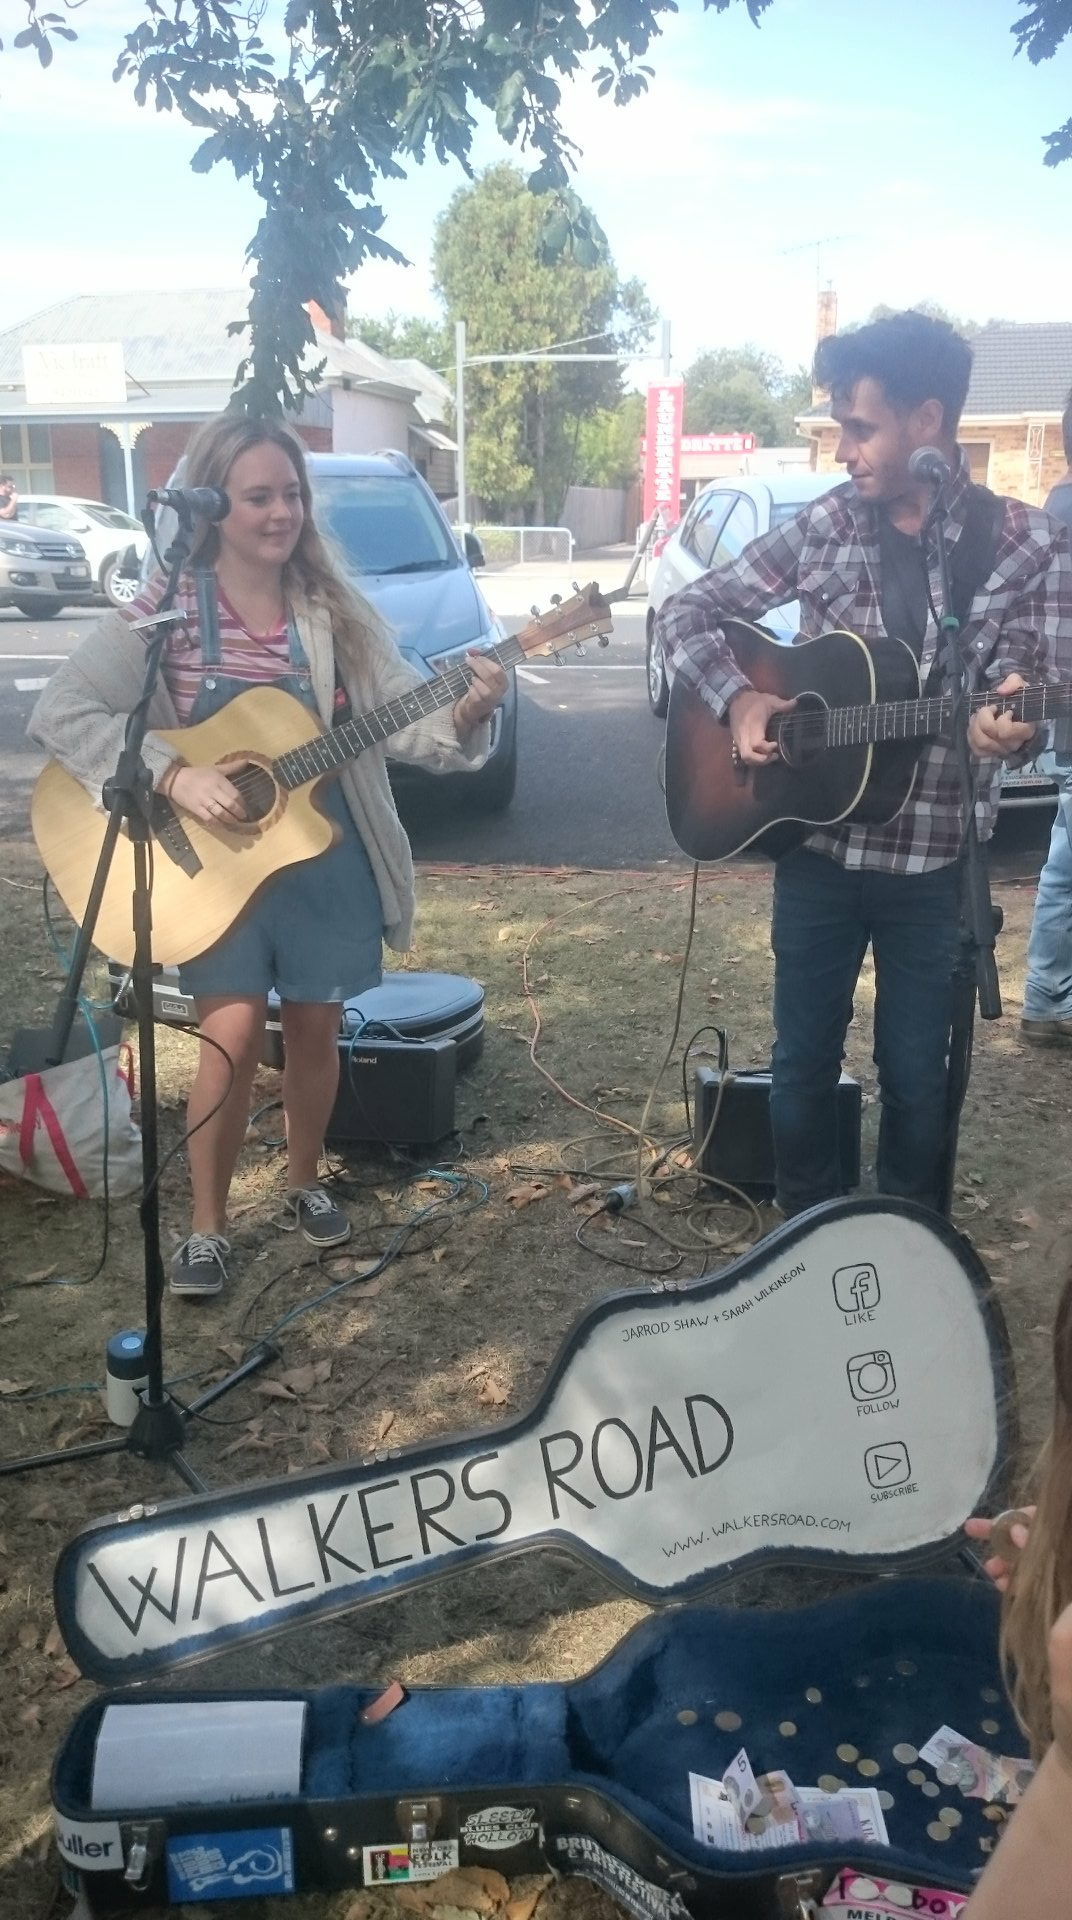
654;460;1072;872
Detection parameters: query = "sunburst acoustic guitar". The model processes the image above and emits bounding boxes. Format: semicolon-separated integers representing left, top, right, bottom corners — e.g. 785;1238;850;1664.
664;617;1070;862
33;586;612;966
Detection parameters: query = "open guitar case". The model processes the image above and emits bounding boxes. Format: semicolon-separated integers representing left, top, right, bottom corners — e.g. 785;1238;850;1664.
50;1199;1020;1917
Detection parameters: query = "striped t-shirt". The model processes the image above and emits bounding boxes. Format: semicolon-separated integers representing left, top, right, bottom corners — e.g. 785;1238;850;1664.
127;575;291;724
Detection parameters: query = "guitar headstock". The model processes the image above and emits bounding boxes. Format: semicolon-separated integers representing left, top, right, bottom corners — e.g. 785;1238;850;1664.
514;583;614;659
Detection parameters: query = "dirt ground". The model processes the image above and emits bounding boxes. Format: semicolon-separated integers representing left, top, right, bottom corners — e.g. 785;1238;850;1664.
2;828;1070;1920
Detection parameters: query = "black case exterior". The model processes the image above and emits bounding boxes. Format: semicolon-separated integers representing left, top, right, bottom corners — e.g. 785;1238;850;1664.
694;1065;861;1199
49;1202;1017;1916
52;1579;1012;1916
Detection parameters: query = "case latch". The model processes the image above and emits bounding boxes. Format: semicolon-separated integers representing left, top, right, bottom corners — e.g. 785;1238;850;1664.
776;1868;824;1917
397;1798;442;1844
123;1821;161;1890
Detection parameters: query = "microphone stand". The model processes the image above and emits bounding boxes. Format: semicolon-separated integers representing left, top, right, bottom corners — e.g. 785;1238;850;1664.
1;506;275;1488
924;477;1003;1219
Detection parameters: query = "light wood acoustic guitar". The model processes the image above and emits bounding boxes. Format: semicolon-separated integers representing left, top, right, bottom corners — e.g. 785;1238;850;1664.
664;617;1070;862
33;585;612;966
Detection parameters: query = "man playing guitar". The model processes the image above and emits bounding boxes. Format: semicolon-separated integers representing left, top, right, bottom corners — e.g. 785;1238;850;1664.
655;309;1072;1217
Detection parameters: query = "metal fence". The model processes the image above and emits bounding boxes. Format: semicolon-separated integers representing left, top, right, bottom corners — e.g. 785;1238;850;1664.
463;524;574;568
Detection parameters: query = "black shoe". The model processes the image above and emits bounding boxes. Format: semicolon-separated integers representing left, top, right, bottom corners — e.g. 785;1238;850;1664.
170;1231;230;1296
283;1187;352;1248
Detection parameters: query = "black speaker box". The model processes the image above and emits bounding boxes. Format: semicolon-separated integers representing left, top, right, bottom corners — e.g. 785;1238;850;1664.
328;1033;456;1145
693;1063;861;1199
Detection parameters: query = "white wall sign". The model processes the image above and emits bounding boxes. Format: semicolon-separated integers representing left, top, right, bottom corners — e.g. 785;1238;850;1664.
22;341;127;407
54;1203;1010;1684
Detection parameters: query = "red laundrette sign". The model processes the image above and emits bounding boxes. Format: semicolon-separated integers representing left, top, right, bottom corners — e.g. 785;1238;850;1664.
643;381;684;525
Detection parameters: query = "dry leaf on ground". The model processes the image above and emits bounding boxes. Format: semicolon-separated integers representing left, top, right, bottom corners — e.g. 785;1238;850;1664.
504;1183;549;1208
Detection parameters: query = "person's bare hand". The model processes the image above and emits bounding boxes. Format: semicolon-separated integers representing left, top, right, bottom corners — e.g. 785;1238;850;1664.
728;687;796;764
963;1507;1035;1592
967;674;1036;758
164;758;251;825
454;652;508;732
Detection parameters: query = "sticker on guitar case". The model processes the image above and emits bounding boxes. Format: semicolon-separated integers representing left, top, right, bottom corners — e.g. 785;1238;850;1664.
165;1827;295;1902
550;1833;691;1920
821;1870;967;1915
362;1841;460;1883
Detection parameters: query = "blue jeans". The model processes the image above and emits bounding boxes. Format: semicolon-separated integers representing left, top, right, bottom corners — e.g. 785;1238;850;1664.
770;849;961;1216
1023;793;1072;1020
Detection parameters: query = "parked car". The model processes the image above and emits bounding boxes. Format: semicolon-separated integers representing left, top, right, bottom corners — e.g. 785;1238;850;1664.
16;496;150;607
0;518;94;617
308;450;517;810
646;471;1060;811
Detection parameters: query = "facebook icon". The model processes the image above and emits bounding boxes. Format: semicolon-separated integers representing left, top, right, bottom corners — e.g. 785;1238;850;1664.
832;1263;881;1316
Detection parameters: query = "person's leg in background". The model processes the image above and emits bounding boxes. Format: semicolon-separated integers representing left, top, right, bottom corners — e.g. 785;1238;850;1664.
868;861;960;1212
770;849;869;1215
1023;794;1072;1042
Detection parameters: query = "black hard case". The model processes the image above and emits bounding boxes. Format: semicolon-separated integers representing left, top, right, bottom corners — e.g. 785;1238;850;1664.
50;1201;1018;1916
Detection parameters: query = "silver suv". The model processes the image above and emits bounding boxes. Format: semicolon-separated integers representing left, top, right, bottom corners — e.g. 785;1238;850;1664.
0;518;94;618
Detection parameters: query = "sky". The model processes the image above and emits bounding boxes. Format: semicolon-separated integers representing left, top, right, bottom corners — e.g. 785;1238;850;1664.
3;0;1072;385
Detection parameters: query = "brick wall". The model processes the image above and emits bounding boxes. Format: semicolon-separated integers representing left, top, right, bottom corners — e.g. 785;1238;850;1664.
293;424;332;452
51;424;102;499
141;422;197;489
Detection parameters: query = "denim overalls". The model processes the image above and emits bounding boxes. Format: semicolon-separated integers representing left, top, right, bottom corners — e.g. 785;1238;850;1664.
177;579;384;1004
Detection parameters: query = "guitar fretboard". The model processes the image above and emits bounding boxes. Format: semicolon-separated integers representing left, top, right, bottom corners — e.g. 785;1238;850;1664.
780;682;1072;752
272;634;522;790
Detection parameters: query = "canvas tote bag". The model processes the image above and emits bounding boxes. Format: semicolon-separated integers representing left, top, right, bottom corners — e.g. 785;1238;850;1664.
0;1042;142;1199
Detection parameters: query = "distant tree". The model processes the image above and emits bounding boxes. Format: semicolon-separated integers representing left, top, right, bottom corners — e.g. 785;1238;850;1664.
347;311;451;369
574;393;646;489
683;346;810;446
433;165;654;519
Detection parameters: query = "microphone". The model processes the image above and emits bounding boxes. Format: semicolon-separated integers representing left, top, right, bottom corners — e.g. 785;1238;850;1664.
147;486;230;522
908;447;952;489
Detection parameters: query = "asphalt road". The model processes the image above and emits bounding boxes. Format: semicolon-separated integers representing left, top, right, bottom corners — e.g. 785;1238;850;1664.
0;600;1055;875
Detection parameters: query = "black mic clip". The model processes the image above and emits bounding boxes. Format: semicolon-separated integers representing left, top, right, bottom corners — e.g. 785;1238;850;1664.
908;446;952;492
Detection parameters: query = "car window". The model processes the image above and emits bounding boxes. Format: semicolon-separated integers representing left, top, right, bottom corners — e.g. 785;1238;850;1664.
709;495;758;568
685;493;735;568
26;503;76;531
310;474;460;575
82;503;143;531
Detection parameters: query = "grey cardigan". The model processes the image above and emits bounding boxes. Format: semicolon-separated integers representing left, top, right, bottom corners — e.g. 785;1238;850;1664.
28;593;489;953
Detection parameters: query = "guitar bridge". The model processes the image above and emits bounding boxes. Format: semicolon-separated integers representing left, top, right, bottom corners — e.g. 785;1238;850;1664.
149;794;203;879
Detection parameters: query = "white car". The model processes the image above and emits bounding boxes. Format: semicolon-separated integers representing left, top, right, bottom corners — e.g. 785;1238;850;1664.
645;470;1060;811
17;496;149;608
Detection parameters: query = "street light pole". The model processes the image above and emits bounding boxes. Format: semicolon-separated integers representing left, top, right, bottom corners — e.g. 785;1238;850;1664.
455;318;467;529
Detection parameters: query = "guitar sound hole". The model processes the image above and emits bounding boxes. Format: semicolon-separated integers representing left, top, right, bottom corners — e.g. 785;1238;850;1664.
229;763;278;824
777;693;828;770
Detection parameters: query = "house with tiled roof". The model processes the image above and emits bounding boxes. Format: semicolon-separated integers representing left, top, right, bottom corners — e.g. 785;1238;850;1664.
798;319;1072;505
0;290;455;511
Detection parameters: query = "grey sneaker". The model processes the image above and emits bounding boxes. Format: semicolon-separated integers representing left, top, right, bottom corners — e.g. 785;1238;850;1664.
284;1187;351;1248
170;1231;230;1296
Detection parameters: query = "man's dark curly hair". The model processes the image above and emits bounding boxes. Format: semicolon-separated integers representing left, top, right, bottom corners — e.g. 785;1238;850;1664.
814;310;973;433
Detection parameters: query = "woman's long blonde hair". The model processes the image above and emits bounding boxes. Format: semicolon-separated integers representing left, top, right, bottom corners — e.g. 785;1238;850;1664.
179;411;391;668
1000;1271;1072;1759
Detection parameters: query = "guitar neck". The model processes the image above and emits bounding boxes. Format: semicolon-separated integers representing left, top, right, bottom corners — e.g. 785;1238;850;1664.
272;633;522;791
810;680;1072;749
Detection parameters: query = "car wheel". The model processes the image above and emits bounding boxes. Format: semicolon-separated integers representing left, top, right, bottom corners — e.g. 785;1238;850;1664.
468;726;518;812
13;598;63;619
102;555;139;607
646;620;669;717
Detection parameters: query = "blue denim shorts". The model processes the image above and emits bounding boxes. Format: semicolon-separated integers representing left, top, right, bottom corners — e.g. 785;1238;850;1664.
179;785;384;1004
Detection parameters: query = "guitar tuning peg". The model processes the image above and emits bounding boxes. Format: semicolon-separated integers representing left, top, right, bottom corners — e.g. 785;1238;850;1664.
550;593;562;606
598;634;610;648
530;604;541;618
572;581;582;595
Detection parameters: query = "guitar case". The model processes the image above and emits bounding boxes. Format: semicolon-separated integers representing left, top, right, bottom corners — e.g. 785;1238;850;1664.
50;1200;1020;1917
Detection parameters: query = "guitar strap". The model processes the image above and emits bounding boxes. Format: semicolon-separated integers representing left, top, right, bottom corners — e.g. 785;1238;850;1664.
192;564;222;663
926;483;1005;691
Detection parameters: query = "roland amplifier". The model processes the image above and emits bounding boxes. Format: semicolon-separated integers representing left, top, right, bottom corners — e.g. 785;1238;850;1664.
693;1063;861;1199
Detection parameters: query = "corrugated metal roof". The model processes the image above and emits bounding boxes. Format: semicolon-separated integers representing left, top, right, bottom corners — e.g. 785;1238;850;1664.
0;289;416;398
